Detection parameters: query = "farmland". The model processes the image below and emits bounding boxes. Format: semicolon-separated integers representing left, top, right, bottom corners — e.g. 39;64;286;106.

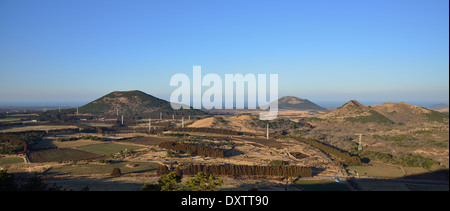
78;143;145;156
28;148;102;163
0;98;448;191
45;161;160;176
0;156;24;165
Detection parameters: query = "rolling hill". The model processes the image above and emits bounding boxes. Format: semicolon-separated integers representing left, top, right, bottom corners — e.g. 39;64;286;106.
320;100;376;118
371;102;449;124
277;96;327;111
319;100;449;125
79;90;204;116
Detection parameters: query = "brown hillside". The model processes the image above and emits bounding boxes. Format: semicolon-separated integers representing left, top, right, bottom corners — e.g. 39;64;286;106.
320;100;373;119
370;102;431;123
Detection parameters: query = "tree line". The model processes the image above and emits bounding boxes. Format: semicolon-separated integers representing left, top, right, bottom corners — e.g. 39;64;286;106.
56;135;108;142
291;136;361;166
158;164;312;178
0;131;46;154
159;141;225;158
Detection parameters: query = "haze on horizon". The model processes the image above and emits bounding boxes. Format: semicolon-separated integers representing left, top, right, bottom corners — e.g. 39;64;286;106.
0;0;448;107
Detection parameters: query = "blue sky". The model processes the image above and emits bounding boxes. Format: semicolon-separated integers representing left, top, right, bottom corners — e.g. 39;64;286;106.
0;0;448;107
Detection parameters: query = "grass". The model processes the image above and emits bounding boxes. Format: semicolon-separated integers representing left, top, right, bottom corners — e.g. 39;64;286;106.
294;179;351;191
345;110;394;125
78;143;145;156
354;180;411;191
0;125;78;132
28;148;101;163
45;161;160;176
122;136;176;146
346;164;405;178
0;118;21;122
423;111;449;124
0;157;24;165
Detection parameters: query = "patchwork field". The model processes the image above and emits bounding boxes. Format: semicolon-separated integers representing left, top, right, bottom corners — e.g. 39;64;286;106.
346;163;406;178
78;143;146;156
28;148;102;163
1;102;448;191
0;156;24;165
120;136;176;146
45;161;160;176
0;125;78;132
294;179;351;191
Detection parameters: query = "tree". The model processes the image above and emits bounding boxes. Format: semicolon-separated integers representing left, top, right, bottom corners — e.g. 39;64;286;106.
0;169;17;191
158;171;183;191
111;168;122;177
157;165;171;175
184;172;223;191
141;184;161;191
22;173;47;191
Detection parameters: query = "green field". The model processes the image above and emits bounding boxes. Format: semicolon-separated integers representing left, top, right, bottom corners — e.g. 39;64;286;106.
28;148;101;163
0;157;24;165
78;143;145;156
45;161;159;176
346;163;405;178
294;179;351;191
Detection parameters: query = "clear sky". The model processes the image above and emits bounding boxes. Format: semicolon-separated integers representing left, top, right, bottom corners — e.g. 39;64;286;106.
0;0;448;107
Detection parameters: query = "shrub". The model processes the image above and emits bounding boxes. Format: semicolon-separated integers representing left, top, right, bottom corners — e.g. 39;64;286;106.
111;168;122;176
184;172;223;191
158;171;183;191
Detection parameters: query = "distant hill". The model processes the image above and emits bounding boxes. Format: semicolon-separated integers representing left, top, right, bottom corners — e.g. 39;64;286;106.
79;90;203;116
319;100;449;125
371;102;449;124
320;100;376;119
428;103;449;111
277;96;327;111
438;107;449;114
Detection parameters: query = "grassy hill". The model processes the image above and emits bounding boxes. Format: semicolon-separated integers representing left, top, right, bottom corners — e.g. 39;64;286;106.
319;100;449;125
319;100;392;124
371;102;449;124
277;96;327;111
79;90;204;116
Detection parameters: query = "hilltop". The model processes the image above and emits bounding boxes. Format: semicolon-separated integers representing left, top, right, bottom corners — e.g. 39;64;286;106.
79;90;203;116
320;100;393;124
371;102;449;124
320;100;378;119
309;100;449;168
277;96;327;111
319;100;448;125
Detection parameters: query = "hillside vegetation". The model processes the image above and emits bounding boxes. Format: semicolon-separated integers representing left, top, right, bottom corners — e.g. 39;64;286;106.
80;90;203;116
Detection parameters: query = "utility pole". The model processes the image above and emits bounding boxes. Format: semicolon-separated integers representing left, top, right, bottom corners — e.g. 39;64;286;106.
121;116;124;125
182;117;184;128
160;112;162;120
267;124;269;140
76;107;79;115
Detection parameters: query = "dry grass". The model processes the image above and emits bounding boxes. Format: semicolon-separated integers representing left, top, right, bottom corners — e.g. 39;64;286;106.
0;125;78;132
